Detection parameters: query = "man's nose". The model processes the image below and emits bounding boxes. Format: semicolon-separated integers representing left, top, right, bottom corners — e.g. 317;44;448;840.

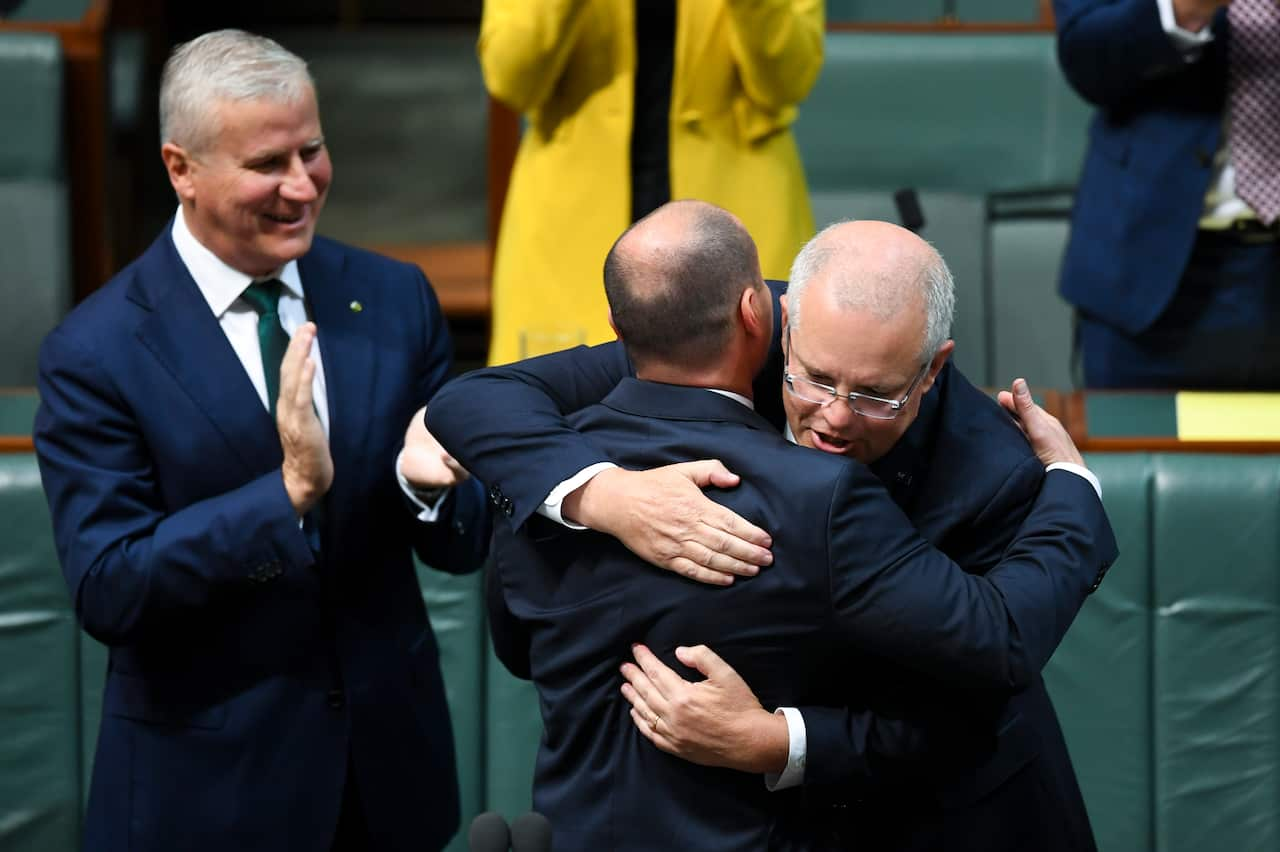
279;156;318;202
820;398;858;431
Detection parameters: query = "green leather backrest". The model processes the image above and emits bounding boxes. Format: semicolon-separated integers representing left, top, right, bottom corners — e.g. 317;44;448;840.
797;33;1090;195
0;32;71;386
2;0;93;22
1046;453;1280;852
0;453;80;852
825;0;942;22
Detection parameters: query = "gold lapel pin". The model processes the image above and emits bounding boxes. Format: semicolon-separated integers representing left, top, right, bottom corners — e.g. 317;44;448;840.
349;300;363;313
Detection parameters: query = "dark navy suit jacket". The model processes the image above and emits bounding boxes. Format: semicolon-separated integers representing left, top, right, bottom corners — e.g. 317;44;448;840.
482;379;1114;851
35;228;490;852
1055;0;1229;334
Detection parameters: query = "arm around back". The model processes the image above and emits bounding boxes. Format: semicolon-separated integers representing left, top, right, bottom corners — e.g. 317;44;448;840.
826;465;1116;691
426;341;632;529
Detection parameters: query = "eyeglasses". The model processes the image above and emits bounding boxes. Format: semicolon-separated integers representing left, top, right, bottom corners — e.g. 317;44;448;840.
783;330;929;421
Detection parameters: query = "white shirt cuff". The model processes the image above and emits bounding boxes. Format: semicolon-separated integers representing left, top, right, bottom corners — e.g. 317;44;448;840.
1047;462;1102;500
537;462;619;529
764;707;807;792
395;450;451;522
1156;0;1215;56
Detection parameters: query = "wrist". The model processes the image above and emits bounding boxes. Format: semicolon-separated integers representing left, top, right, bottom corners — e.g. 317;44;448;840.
563;466;621;529
740;708;790;774
282;467;320;516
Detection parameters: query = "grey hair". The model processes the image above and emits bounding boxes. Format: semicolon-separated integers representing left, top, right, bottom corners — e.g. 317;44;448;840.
160;29;314;152
786;221;955;366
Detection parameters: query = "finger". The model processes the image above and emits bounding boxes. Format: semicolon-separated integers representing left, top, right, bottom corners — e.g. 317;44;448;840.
1012;378;1034;416
997;390;1016;417
672;459;740;489
442;454;471;482
682;539;762;578
633;643;695;696
674;644;733;681
619;682;656;721
620;661;671;716
278;326;309;405
629;707;671;751
699;511;773;560
667;556;735;587
294;354;317;412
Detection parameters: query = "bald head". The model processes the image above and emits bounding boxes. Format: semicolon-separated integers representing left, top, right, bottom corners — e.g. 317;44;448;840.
787;220;954;364
604;200;764;370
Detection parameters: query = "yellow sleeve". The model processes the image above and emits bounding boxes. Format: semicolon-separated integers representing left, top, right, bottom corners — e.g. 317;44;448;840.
723;0;825;110
478;0;594;113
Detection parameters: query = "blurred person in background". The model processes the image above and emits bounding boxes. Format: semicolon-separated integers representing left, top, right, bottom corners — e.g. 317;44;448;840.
479;0;823;365
1055;0;1280;389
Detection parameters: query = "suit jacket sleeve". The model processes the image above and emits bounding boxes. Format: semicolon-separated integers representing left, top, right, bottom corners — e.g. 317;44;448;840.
800;454;1046;786
825;466;1116;691
1053;0;1218;107
426;341;633;528
404;269;491;574
34;324;318;647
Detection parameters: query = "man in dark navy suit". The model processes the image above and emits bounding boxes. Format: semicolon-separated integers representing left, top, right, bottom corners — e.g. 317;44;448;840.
1055;0;1280;388
34;30;488;852
450;202;1114;850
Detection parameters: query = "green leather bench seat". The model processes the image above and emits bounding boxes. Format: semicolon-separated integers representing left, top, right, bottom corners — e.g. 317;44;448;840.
0;453;80;852
0;31;71;387
794;31;1090;388
1046;453;1280;852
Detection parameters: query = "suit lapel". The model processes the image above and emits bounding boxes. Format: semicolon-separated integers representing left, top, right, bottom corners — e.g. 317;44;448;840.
131;232;282;476
299;239;375;489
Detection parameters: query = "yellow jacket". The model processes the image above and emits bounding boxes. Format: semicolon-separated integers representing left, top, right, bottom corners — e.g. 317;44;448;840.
480;0;823;364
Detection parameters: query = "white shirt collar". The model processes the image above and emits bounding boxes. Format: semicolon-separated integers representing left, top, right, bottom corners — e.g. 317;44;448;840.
171;206;304;317
705;388;755;410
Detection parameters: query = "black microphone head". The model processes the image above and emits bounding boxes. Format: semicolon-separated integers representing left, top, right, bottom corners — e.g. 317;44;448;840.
468;811;511;852
509;811;552;852
893;188;925;233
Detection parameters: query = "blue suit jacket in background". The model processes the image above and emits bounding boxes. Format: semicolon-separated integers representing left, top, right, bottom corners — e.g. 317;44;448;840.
1055;0;1228;334
484;379;1114;851
34;228;490;852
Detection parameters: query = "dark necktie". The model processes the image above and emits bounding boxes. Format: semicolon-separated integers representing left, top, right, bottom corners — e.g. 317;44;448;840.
1229;0;1280;225
240;279;290;417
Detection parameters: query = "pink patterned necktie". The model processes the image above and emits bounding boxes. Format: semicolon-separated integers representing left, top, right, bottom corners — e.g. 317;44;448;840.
1229;0;1280;225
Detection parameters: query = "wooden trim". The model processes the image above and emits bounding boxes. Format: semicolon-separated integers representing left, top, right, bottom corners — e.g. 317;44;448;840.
1;0;113;304
487;96;520;253
1080;438;1280;454
0;437;34;453
366;241;491;319
826;21;1054;33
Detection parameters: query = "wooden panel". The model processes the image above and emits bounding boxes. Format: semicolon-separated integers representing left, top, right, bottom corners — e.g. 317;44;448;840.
367;241;491;319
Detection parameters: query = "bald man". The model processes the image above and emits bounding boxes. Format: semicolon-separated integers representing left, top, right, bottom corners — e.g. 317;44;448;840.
428;216;1105;851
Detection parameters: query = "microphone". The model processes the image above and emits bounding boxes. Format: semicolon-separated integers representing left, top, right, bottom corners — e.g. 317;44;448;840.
510;811;552;852
893;188;925;233
468;811;511;852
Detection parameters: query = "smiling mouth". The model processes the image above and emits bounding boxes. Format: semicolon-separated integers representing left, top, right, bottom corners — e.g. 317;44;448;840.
264;211;305;225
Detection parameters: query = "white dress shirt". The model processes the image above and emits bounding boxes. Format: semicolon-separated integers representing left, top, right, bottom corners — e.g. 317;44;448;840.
1154;0;1259;226
171;208;444;521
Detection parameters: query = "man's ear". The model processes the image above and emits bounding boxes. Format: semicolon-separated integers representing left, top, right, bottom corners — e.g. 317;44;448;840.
918;339;955;396
161;142;197;203
739;286;768;339
607;309;621;341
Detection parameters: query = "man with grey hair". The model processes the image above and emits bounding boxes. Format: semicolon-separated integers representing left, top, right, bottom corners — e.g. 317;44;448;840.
428;216;1104;851
34;29;488;852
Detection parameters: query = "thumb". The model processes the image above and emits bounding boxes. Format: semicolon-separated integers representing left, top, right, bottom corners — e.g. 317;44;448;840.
674;460;741;489
1012;378;1034;414
676;644;731;680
